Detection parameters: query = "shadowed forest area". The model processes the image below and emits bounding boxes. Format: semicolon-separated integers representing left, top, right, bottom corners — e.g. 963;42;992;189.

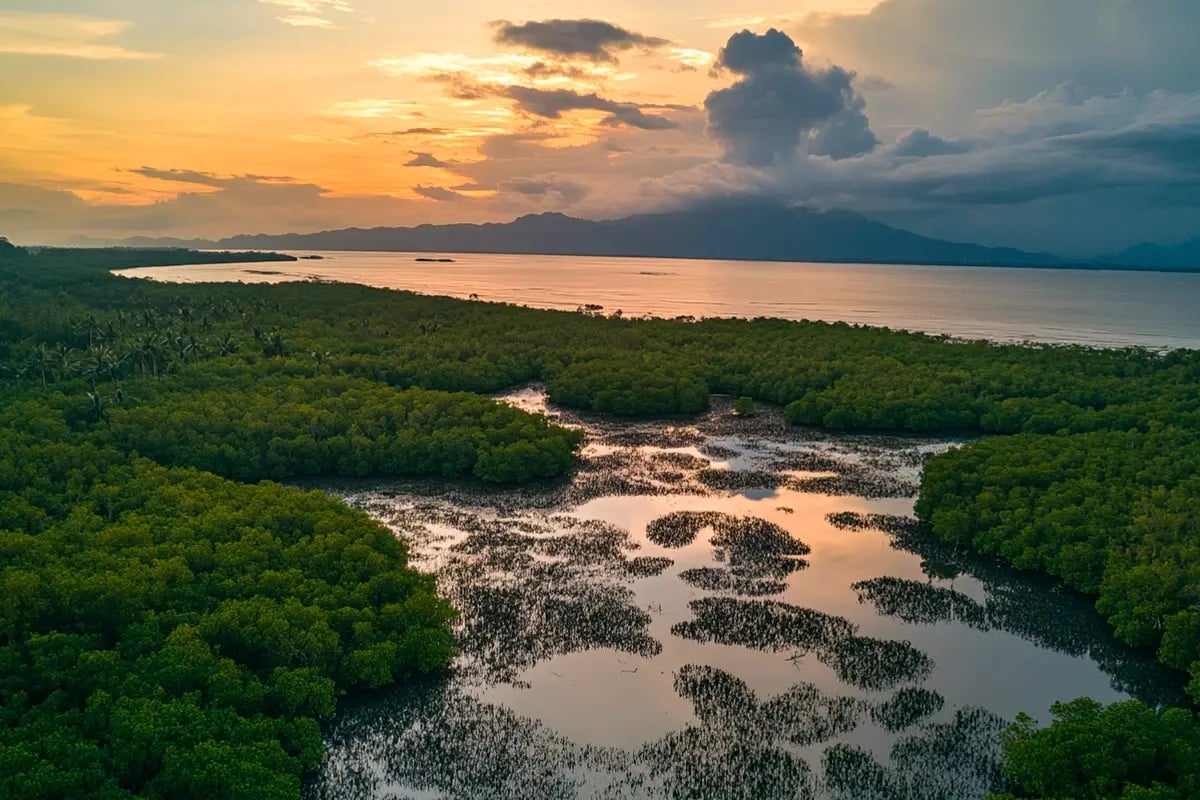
1;244;1198;799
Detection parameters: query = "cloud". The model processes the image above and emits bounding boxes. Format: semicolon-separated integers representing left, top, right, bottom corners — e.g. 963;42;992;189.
491;19;668;63
326;99;423;119
634;78;1200;253
405;152;452;168
669;48;716;72
370;52;622;89
259;0;352;28
704;29;877;165
497;176;589;205
503;86;678;130
0;12;161;60
277;16;334;28
359;127;452;139
795;0;1200;131
893;129;973;157
128;168;296;188
413;185;468;202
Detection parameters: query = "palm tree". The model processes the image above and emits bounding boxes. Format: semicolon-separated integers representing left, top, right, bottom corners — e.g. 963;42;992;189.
52;344;78;384
309;350;333;373
216;333;239;356
263;331;286;357
86;391;108;424
1;361;29;389
73;315;99;350
27;344;50;391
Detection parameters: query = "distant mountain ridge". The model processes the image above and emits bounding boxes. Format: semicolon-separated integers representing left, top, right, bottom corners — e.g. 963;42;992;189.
215;205;1067;268
1109;237;1200;270
66;204;1199;271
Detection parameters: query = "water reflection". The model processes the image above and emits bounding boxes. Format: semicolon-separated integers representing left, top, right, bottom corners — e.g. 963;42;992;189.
833;513;1186;708
822;708;1008;800
313;671;1005;800
307;393;1184;799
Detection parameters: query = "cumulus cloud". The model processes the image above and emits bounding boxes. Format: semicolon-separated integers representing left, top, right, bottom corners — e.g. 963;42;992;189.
704;29;877;165
796;0;1200;130
636;77;1200;252
504;86;678;130
491;19;668;63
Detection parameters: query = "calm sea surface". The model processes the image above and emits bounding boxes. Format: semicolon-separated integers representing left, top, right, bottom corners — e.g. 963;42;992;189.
117;251;1200;349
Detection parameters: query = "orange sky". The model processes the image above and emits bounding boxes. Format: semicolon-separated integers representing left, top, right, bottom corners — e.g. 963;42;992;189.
0;2;877;233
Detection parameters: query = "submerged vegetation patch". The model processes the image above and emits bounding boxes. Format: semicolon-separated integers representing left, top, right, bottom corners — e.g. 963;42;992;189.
678;566;789;596
871;688;947;733
647;510;719;547
817;636;936;692
852;576;989;628
398;508;665;683
823;708;1009;800
671;597;857;652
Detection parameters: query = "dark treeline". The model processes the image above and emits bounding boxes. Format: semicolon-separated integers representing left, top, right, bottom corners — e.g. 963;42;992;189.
3;244;1200;798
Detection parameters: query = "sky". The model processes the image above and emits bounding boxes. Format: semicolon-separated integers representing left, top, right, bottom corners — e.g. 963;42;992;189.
2;0;1199;254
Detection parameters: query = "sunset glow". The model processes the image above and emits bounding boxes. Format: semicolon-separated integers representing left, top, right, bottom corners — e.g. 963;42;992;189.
3;1;1199;254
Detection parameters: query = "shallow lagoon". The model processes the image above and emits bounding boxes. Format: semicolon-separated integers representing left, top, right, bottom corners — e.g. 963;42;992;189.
306;389;1183;800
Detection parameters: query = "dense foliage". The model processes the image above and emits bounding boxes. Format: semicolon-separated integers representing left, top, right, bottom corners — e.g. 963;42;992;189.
547;358;710;416
3;243;1200;794
0;247;578;798
104;374;581;483
917;429;1200;702
990;699;1200;800
0;434;457;799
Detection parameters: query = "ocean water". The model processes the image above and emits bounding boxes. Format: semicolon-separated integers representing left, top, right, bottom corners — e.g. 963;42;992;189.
118;251;1200;349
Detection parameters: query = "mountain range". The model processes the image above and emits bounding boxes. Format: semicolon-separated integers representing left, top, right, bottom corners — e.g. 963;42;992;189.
61;204;1199;271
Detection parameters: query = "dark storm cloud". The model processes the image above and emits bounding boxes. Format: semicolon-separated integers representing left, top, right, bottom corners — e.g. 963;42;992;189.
808;105;878;160
491;19;669;62
799;0;1200;117
704;29;877;165
893;129;973;157
1056;120;1200;170
404;152;451;168
503;86;678;130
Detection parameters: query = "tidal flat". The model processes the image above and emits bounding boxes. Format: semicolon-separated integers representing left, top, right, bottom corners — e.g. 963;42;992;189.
307;389;1184;800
